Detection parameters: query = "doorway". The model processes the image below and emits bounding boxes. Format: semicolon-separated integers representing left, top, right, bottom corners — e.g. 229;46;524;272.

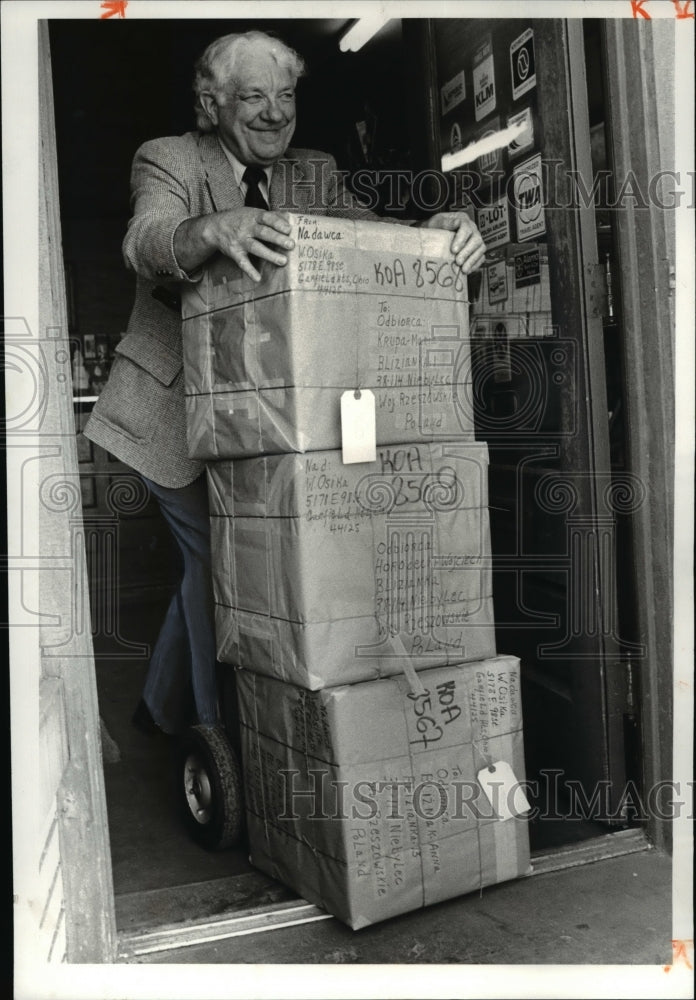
48;14;642;920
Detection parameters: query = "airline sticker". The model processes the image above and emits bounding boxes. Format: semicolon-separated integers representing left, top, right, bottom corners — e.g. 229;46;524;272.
476;194;510;250
514;248;541;288
473;36;496;122
487;259;509;304
507;107;534;159
511;28;536;100
476;116;503;176
450;121;462;153
513;153;545;242
441;70;467;116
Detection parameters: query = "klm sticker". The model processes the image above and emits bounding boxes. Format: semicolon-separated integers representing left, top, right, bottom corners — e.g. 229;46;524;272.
473;37;496;122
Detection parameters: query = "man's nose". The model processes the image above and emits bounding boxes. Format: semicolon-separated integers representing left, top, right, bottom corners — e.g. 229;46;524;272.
261;98;285;122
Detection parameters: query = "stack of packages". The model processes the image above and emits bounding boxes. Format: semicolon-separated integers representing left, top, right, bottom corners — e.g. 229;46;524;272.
181;213;531;929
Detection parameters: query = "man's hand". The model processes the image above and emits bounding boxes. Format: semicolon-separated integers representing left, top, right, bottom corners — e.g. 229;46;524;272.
421;212;486;274
174;208;296;281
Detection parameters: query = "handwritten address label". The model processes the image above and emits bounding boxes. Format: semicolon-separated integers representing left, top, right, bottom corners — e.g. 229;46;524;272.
294;254;468;296
292;228;468;297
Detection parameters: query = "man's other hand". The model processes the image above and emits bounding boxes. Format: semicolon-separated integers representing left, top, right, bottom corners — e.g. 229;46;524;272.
421;212;486;273
174;208;296;281
207;208;296;281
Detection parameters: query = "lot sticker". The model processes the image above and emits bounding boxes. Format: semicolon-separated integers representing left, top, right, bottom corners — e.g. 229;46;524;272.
476;194;511;250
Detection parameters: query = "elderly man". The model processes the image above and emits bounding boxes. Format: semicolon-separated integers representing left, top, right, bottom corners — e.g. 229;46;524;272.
85;30;486;738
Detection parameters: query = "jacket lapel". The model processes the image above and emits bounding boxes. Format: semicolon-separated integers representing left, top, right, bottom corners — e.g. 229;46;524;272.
197;135;316;215
197;133;243;212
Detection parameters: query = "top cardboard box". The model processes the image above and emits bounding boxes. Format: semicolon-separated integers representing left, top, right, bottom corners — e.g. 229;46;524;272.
181;213;475;460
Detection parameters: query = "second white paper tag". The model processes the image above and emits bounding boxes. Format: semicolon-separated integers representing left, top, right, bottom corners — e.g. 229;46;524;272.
477;760;531;821
341;389;377;464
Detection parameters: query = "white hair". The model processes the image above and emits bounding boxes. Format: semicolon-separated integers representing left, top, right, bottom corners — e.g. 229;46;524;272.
193;31;306;132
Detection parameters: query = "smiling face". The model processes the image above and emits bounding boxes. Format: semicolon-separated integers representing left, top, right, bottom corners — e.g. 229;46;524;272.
210;47;297;167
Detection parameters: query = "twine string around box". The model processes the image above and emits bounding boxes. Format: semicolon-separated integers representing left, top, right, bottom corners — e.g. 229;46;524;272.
472;736;496;897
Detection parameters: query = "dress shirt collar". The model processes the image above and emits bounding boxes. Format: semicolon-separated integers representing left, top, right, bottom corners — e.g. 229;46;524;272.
218;139;273;202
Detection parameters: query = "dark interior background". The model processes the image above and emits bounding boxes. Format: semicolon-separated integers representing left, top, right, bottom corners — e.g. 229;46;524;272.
49;18;420;343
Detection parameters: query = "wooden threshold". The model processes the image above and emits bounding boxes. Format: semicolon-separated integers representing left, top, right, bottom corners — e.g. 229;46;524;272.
116;828;652;959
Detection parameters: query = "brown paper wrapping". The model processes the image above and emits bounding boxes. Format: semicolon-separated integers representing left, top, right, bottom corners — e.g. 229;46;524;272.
182;214;475;459
237;655;531;929
208;442;496;689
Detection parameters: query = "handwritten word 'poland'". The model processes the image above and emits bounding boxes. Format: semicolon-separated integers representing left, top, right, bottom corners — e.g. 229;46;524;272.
101;0;128;18
632;0;694;17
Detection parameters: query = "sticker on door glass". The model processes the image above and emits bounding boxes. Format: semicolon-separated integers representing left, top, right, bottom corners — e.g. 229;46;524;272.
487;259;509;304
514;248;541;288
510;27;536;101
473;36;496;121
507;107;534;159
441;70;466;116
512;153;545;242
476;116;502;176
476;194;510;250
450;121;462;153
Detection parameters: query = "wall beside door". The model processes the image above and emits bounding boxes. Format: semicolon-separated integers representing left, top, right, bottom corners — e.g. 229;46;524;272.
36;21;117;963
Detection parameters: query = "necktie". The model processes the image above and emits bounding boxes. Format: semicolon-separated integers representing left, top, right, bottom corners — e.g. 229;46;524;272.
243;166;269;211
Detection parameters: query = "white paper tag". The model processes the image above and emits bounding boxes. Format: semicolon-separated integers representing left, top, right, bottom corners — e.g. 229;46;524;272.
340;389;376;464
477;760;531;821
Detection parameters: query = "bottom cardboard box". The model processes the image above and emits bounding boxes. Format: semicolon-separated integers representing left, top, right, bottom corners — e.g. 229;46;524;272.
238;656;531;929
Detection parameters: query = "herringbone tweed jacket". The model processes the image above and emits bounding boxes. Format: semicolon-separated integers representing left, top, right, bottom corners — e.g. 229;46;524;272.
84;131;391;487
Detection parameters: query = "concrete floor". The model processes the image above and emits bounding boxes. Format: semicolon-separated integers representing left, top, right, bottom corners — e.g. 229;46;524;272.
128;848;673;966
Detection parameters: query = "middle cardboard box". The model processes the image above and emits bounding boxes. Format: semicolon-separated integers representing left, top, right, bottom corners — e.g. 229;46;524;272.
208;440;496;689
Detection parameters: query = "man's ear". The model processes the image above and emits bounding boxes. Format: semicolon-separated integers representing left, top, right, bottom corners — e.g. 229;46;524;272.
199;92;219;127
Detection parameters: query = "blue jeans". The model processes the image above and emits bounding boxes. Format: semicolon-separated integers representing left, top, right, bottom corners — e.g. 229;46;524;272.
140;473;219;733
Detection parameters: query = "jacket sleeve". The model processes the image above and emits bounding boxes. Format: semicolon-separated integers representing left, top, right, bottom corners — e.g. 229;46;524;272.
122;137;203;283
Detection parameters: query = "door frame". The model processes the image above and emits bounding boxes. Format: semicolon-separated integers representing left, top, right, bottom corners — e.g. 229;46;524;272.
602;17;677;853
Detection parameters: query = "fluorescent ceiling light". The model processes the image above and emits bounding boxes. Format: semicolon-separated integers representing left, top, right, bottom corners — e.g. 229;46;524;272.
339;15;391;52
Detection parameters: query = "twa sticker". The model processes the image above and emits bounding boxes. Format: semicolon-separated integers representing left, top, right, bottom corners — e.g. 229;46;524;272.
473;36;496;122
510;28;536;101
507;107;534;159
441;70;466;116
513;153;545;242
